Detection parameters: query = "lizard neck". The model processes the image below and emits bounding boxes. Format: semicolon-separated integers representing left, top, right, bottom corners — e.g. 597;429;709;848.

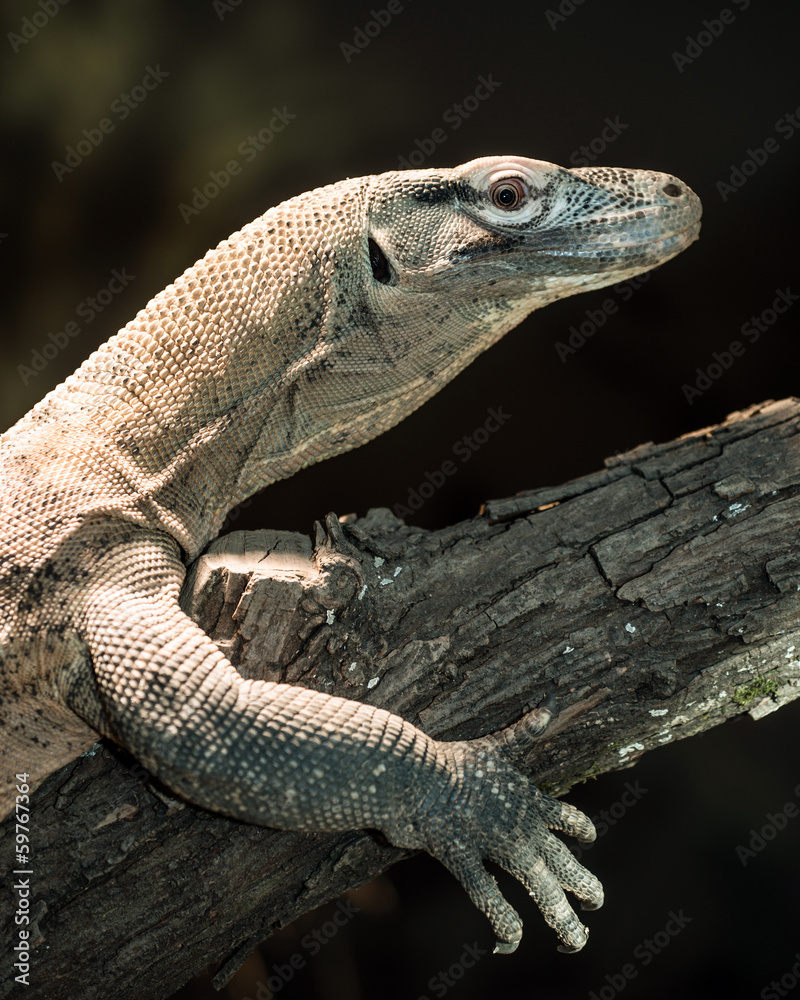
23;189;531;559
7;194;352;559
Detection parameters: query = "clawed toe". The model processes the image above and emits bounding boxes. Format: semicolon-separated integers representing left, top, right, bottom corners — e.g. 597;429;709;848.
493;938;519;955
557;932;588;955
580;889;605;911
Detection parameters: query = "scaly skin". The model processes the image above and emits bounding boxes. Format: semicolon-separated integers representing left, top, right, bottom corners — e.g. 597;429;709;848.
0;155;701;952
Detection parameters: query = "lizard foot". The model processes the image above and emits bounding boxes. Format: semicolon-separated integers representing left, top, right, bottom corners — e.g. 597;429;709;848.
393;697;603;953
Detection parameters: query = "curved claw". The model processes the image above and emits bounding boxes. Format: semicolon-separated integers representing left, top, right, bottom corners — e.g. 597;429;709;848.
557;938;587;955
412;698;604;955
440;853;523;953
537;827;605;912
494;939;519;955
500;852;593;953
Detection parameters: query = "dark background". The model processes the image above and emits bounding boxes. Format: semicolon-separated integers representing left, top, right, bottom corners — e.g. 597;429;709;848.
1;1;798;998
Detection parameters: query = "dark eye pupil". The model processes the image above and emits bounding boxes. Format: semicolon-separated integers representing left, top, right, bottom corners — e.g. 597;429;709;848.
491;181;524;209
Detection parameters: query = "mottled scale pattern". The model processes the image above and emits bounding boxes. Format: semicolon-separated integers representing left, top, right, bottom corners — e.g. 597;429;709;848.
0;156;701;952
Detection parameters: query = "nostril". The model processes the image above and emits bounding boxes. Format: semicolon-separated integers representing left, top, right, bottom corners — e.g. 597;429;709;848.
662;182;682;198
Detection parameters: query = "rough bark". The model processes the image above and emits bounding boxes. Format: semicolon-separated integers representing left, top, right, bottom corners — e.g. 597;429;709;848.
2;397;799;1000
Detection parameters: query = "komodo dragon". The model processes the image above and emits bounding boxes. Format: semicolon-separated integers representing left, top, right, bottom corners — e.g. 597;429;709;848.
0;155;701;954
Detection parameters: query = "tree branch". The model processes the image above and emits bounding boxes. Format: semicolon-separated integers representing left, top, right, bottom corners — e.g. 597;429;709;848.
2;397;798;1000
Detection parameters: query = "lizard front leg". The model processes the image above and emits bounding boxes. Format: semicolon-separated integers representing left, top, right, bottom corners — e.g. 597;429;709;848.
63;522;602;952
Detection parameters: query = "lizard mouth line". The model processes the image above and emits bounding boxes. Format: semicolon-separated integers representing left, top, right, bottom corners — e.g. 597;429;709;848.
536;222;702;257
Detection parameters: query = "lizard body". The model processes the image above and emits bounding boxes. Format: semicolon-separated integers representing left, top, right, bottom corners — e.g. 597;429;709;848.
0;155;701;952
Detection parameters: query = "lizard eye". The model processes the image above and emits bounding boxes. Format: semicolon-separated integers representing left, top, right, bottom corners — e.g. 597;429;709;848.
490;177;527;210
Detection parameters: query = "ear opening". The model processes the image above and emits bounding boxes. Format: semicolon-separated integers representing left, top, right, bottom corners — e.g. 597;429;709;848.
368;237;394;285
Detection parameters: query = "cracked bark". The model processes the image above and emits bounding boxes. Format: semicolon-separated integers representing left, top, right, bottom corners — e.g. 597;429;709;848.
2;397;798;1000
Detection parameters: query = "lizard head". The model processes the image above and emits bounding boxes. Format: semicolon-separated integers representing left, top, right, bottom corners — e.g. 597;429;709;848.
366;154;701;306
109;155;700;546
216;154;701;506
